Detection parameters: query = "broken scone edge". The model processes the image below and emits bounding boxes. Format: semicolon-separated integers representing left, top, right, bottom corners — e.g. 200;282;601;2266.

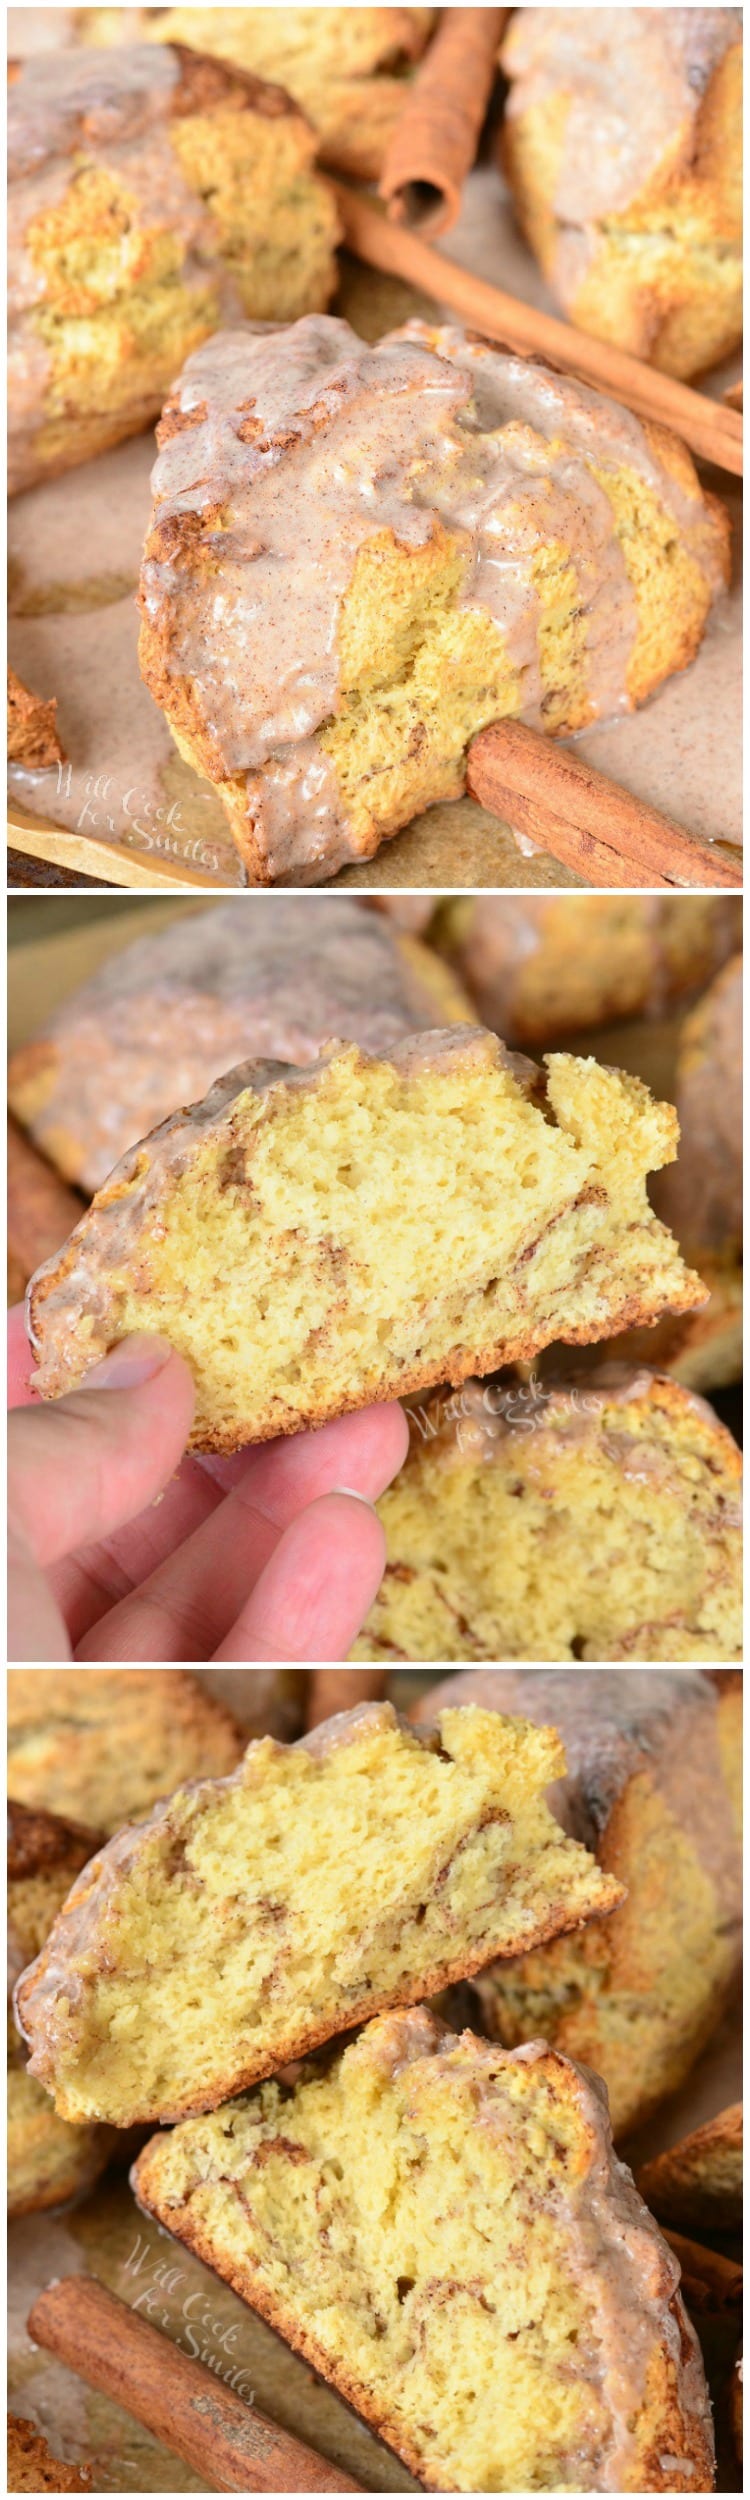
15;1702;623;2126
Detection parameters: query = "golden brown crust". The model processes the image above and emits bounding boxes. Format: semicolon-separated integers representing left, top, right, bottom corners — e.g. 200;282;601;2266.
7;667;65;769
637;2104;743;2234
7;2417;91;2495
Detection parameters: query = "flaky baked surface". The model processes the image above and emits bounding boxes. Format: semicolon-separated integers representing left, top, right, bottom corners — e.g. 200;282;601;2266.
7;896;473;1194
353;1368;742;1663
16;1702;621;2126
25;1032;706;1451
8;2416;91;2494
411;1669;742;2137
137;313;729;882
637;2103;743;2233
148;7;435;176
500;8;742;379
7;1668;243;1833
7;666;65;767
132;2008;715;2493
9;41;339;493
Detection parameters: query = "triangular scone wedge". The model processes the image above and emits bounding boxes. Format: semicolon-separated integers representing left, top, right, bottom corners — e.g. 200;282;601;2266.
132;2008;715;2494
16;1703;622;2127
26;1027;705;1452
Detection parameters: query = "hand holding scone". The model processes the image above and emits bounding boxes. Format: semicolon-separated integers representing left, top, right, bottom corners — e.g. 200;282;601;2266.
7;1308;407;1663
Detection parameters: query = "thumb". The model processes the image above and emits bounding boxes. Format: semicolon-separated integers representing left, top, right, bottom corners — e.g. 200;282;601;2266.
10;1335;196;1568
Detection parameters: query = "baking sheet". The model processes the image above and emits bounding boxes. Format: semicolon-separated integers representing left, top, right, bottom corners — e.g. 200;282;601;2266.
8;169;742;891
8;1667;741;2491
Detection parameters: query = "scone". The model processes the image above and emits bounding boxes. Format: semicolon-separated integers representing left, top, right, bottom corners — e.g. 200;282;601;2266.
8;2416;91;2495
8;1799;111;2218
8;43;339;493
137;315;729;883
7;895;472;1194
147;8;435;178
7;1118;85;1308
500;8;743;379
16;1702;622;2125
25;1032;706;1451
7;1667;243;1833
7;667;64;768
435;895;742;1047
133;2009;715;2494
637;2104;743;2234
614;952;743;1391
353;1368;742;1662
412;1670;742;2138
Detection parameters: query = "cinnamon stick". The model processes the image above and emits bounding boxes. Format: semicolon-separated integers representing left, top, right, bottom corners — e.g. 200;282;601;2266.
466;721;742;892
664;2232;743;2314
380;8;508;236
28;2277;364;2494
333;187;743;477
306;1669;388;1730
7;1116;86;1304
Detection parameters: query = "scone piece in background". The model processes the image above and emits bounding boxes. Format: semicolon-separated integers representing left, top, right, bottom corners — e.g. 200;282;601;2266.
354;1370;742;1662
637;2104;743;2235
26;1032;706;1451
8;1799;112;2219
8;2415;91;2494
16;1702;623;2125
133;2008;715;2495
7;667;65;768
8;44;339;494
435;894;742;1048
611;951;743;1393
7;895;473;1195
413;1670;742;2138
7;1668;243;1834
147;8;435;177
137;315;728;883
7;1118;85;1308
499;7;743;379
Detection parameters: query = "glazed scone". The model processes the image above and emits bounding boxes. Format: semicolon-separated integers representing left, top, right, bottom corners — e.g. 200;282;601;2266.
7;666;65;768
133;2008;715;2494
637;2104;743;2234
412;1670;742;2138
7;896;473;1195
8;1799;111;2218
435;894;742;1047
148;8;435;178
8;43;339;494
8;2417;91;2495
7;1668;243;1834
15;1702;622;2126
353;1370;741;1663
500;9;743;380
25;1032;706;1452
137;314;729;883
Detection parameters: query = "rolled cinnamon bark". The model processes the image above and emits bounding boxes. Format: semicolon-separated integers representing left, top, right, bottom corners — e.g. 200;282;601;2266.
380;7;508;235
28;2276;365;2494
8;1116;86;1304
306;1670;388;1729
664;2232;743;2313
466;720;743;892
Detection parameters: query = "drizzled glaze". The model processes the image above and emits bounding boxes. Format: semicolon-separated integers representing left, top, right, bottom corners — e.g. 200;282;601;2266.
140;313;726;878
502;8;741;302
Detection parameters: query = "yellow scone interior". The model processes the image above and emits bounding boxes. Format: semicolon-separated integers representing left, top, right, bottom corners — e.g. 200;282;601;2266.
132;2008;715;2493
147;7;436;177
8;1799;112;2219
26;1031;705;1450
353;1369;742;1662
137;314;729;882
499;7;743;380
413;1668;742;2137
16;1703;621;2125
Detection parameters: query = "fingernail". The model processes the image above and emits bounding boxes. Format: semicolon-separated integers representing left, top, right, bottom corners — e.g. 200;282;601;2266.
330;1486;378;1511
84;1333;175;1390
